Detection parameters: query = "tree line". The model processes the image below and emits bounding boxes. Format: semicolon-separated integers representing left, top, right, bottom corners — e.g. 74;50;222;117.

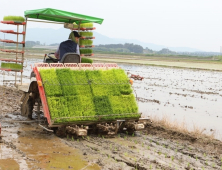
96;43;144;53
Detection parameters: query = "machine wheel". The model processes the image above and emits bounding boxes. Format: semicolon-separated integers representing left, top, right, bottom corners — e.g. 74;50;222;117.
30;71;36;79
21;92;34;119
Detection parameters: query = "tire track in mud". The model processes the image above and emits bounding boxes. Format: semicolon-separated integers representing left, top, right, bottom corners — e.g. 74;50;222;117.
61;131;222;170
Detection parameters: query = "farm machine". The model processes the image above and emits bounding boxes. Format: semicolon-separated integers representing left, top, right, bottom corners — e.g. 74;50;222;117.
0;8;148;137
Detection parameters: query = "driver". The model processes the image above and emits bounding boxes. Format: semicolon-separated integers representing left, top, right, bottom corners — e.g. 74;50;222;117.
55;31;81;61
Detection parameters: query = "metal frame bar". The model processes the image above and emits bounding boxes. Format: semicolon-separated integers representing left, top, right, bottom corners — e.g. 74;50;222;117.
27;19;64;24
33;66;51;125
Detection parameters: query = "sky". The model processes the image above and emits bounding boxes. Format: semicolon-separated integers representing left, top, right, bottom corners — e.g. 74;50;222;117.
0;0;222;52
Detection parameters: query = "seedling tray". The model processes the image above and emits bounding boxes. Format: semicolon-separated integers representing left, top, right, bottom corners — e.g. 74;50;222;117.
0;39;25;44
0;30;25;35
0;49;24;54
80;54;94;56
73;27;96;31
0;68;23;72
80;36;95;39
1;21;26;25
0;58;23;63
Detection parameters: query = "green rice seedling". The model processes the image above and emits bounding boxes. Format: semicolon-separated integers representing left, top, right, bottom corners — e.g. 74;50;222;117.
113;69;132;95
1;62;23;70
86;70;119;96
73;23;93;29
80;49;93;54
109;94;139;119
79;39;93;46
132;133;134;137
150;164;152;169
187;163;190;168
66;95;83;121
171;156;174;161
3;16;25;22
56;68;78;96
80;32;93;37
80;95;96;120
39;68;62;96
72;136;74;141
71;70;91;96
93;96;113;118
47;96;69;121
80;23;93;28
59;97;69;117
81;57;93;63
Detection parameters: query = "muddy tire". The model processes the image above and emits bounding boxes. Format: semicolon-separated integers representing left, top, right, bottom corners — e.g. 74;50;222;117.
21;92;34;119
30;71;36;79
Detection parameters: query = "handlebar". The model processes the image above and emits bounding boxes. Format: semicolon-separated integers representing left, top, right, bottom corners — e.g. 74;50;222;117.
44;53;59;62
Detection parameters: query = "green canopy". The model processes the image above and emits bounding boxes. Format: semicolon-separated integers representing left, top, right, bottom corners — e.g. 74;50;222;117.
24;8;104;24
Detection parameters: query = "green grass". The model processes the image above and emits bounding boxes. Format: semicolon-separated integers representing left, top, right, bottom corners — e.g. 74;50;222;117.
81;57;93;63
79;39;93;46
1;62;23;70
39;68;139;123
3;16;25;22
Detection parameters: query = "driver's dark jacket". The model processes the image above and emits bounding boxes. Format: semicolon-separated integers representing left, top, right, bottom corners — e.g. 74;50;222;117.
59;40;77;61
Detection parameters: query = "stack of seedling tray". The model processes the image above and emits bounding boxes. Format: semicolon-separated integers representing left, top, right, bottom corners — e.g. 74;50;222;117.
74;23;94;58
39;68;139;124
0;16;26;77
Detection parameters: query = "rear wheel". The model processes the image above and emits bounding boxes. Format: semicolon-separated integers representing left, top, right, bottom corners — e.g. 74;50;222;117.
21;92;34;119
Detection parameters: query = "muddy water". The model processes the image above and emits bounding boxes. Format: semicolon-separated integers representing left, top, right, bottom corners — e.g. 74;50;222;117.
0;144;27;170
120;64;222;138
1;119;100;170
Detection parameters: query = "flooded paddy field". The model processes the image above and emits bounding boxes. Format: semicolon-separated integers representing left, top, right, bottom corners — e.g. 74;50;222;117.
119;64;222;139
0;59;222;169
